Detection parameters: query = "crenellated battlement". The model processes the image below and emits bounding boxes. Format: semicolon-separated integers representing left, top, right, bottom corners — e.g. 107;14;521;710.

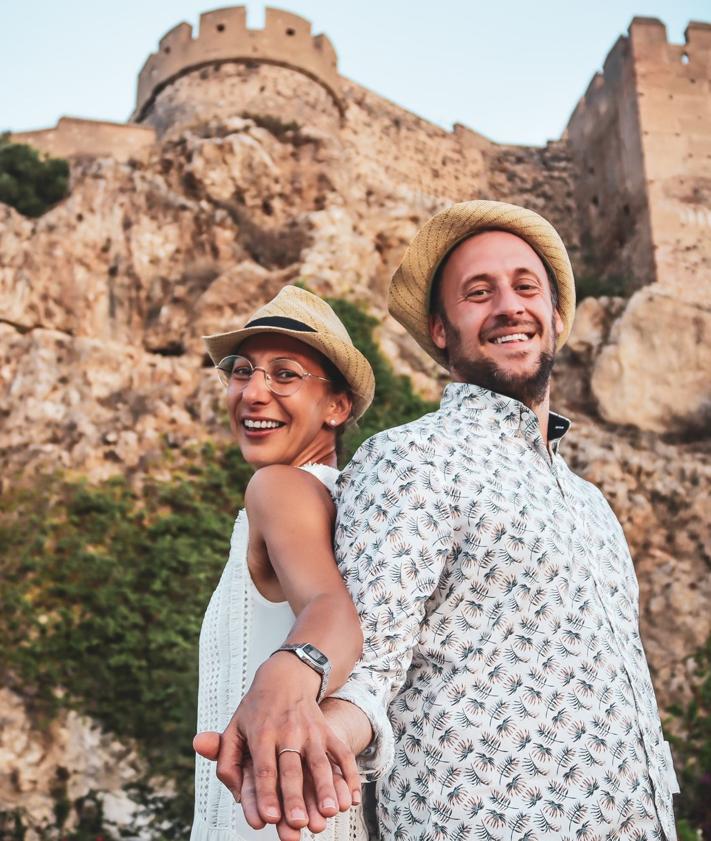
132;6;342;122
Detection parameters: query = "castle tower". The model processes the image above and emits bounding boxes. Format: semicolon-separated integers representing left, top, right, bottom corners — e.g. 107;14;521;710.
566;17;711;295
132;7;343;136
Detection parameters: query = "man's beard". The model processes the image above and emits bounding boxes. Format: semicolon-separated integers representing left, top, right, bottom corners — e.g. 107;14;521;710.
441;315;556;409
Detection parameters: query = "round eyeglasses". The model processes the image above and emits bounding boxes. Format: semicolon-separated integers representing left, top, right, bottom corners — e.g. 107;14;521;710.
216;355;331;397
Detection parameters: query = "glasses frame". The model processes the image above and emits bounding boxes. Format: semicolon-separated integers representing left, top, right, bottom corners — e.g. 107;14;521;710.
216;354;332;397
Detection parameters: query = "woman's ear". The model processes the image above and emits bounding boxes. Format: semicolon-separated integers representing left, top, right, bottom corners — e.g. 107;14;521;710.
326;391;353;428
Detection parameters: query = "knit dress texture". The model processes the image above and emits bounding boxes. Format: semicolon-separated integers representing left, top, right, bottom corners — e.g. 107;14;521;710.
191;463;368;841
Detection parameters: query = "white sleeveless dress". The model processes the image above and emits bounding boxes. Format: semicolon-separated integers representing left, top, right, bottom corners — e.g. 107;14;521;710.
191;463;369;841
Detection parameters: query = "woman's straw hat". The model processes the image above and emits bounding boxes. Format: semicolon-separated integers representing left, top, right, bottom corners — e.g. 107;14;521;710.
388;200;576;369
203;285;375;419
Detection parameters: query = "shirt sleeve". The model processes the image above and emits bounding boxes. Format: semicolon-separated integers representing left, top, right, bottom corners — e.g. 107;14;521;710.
329;430;453;778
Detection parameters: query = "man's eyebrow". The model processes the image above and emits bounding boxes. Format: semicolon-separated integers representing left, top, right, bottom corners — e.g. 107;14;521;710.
512;266;544;279
461;272;496;284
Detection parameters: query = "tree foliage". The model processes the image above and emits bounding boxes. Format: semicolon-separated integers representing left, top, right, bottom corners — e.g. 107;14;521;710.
0;134;69;217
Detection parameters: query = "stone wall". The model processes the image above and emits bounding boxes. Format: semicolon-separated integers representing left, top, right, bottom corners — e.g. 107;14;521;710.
10;117;156;163
133;7;341;123
632;19;711;305
565;25;653;291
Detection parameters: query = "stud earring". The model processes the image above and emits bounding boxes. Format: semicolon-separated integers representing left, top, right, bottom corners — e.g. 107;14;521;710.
328;419;337;427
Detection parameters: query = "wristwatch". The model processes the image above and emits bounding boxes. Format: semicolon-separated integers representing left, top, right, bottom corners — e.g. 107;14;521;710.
273;643;331;703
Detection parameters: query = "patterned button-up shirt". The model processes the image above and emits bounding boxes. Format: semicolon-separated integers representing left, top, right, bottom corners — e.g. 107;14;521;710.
332;384;678;841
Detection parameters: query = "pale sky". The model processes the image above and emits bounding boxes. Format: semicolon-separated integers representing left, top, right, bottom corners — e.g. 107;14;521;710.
1;0;708;146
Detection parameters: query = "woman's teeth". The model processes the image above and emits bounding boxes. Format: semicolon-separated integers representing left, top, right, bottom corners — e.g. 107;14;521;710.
243;419;284;429
492;333;530;344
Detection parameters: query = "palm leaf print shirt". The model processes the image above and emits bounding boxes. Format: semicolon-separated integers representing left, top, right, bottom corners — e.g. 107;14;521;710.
332;383;678;841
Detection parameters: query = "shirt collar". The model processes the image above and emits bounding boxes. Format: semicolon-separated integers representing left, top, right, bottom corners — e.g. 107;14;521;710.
440;382;572;453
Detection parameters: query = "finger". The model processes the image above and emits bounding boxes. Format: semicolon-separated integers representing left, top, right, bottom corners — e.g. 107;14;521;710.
277;749;308;828
303;738;340;817
193;731;220;761
331;764;352;813
303;770;328;834
215;726;247;802
251;736;282;824
275;816;304;841
240;761;266;830
327;733;362;806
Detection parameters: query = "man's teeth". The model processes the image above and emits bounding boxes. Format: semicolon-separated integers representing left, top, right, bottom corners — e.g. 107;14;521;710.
243;419;283;429
493;333;531;344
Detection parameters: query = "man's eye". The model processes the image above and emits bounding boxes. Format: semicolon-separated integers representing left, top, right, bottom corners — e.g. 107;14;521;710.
465;289;489;298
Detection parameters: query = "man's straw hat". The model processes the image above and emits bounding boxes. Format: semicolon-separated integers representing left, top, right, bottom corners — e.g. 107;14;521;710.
203;285;375;419
389;200;576;369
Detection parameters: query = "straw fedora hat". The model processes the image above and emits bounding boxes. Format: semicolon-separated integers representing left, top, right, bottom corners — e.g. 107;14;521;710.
203;285;375;420
389;200;576;369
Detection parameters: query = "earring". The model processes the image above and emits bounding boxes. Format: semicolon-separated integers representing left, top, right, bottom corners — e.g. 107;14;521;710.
328;419;337;427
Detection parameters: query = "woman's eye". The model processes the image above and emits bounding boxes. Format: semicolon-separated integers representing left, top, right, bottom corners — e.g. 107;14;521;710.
274;369;300;381
232;366;252;378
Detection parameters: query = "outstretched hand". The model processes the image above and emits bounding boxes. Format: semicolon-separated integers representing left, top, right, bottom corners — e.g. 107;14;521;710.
192;655;361;830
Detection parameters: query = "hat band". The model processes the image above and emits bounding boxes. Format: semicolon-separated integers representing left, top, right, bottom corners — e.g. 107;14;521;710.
244;316;317;332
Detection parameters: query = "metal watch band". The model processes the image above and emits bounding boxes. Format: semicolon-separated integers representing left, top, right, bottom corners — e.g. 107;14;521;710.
273;643;331;704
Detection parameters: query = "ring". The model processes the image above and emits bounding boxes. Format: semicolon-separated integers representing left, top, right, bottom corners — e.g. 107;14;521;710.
278;747;302;758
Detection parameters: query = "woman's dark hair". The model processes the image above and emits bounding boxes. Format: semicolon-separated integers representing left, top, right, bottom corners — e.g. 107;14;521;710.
318;354;354;463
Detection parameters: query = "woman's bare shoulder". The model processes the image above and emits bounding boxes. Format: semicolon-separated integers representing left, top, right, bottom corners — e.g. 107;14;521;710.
245;464;335;518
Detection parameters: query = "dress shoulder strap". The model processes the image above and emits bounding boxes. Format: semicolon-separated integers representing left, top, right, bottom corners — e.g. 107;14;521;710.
299;463;340;496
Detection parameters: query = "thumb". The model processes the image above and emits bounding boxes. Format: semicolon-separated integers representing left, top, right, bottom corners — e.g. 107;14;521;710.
193;730;221;760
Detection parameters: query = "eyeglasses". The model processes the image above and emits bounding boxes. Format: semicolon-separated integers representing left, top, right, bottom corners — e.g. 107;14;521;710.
216;355;331;396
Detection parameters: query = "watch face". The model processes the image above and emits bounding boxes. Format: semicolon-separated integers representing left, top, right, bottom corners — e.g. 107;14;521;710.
303;644;328;665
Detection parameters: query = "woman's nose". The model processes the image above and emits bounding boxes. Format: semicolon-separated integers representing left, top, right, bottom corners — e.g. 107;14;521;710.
241;368;271;401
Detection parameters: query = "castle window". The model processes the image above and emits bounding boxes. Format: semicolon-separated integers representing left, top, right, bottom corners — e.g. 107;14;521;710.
163;46;171;54
217;23;225;32
286;27;295;36
681;52;689;64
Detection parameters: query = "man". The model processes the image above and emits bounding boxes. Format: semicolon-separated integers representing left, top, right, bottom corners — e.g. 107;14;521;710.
200;201;679;841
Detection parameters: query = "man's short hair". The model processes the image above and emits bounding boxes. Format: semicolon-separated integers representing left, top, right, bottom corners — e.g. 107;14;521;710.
428;235;560;319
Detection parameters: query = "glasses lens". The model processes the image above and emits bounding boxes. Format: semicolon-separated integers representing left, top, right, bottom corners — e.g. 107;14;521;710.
265;358;306;396
216;355;252;388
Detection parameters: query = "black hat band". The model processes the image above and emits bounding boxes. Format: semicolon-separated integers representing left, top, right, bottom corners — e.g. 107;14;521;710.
244;316;317;332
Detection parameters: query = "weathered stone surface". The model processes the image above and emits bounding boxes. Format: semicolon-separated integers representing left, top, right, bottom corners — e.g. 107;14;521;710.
0;688;150;840
591;287;711;432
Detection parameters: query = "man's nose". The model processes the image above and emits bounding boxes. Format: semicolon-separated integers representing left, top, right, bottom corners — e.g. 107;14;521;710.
493;285;525;318
240;368;271;402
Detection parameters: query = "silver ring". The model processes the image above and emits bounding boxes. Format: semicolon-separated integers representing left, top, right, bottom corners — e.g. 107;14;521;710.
278;747;302;758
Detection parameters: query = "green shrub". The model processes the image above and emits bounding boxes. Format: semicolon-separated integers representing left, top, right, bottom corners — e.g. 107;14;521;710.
0;445;252;836
575;273;630;302
668;635;711;839
0;134;69;217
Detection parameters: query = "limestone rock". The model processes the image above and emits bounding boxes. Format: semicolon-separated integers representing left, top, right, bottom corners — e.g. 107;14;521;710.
591;286;711;433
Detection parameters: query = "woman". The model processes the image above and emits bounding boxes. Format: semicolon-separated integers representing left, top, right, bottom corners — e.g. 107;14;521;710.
190;286;375;841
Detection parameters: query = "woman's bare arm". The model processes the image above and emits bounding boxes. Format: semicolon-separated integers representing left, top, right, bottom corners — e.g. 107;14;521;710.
245;464;363;689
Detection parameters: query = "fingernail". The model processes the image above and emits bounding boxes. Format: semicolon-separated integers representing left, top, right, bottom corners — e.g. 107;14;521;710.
266;807;280;819
289;808;306;821
352;790;361;805
233;793;241;804
322;798;337;810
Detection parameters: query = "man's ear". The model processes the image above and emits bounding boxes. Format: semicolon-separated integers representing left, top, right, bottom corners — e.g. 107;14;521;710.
429;313;447;351
553;308;564;338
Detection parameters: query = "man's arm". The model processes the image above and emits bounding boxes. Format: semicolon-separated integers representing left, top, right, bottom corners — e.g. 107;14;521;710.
328;431;453;775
